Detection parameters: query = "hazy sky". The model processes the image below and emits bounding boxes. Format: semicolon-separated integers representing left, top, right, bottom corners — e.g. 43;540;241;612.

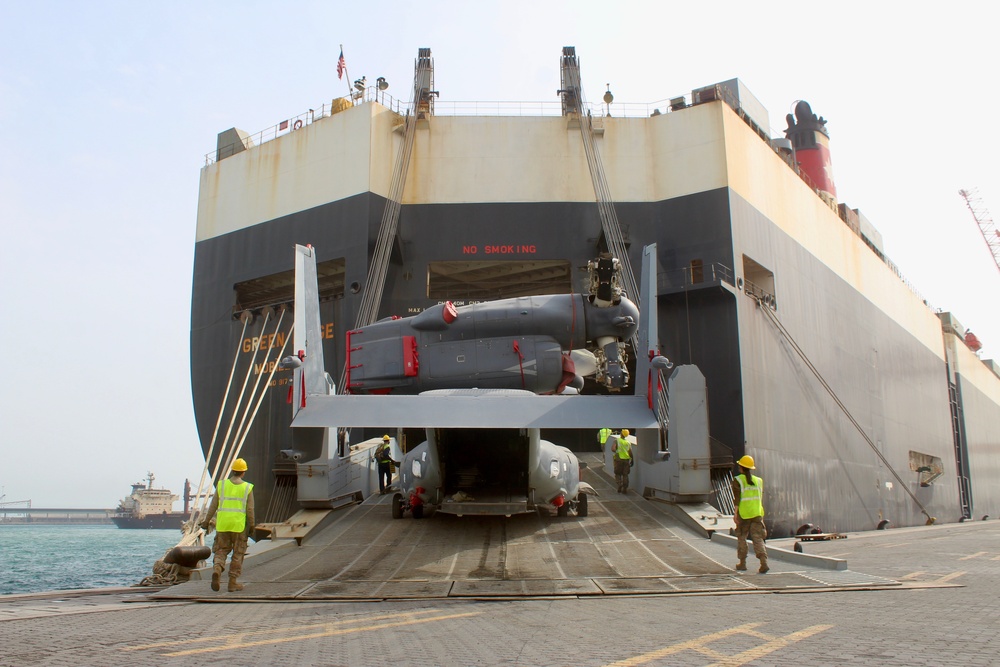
2;1;998;508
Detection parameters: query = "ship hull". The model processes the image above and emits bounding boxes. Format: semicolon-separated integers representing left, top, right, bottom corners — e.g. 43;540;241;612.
192;95;1000;533
111;513;187;530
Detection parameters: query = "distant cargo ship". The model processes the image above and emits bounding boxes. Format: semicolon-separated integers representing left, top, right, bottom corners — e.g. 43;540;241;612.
111;473;190;530
190;46;1000;534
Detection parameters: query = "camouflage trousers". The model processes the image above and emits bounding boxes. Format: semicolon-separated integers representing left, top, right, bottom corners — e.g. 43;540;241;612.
212;531;249;577
613;458;631;491
735;517;767;561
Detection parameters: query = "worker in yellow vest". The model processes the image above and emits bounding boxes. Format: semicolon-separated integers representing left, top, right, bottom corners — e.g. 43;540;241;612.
732;454;768;573
611;429;633;493
373;435;399;495
597;427;612;447
200;458;256;592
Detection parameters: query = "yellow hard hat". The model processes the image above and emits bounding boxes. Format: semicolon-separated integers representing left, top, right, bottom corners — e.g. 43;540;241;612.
383;434;391;441
737;455;755;469
232;458;248;472
621;429;630;437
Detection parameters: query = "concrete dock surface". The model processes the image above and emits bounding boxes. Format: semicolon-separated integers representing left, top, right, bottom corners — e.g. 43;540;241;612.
2;459;997;666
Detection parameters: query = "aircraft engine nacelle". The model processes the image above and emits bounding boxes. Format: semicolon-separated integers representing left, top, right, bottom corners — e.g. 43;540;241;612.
346;293;638;395
532;439;582;507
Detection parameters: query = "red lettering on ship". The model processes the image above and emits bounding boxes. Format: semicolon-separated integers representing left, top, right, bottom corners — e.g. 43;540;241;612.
484;245;536;254
461;245;537;255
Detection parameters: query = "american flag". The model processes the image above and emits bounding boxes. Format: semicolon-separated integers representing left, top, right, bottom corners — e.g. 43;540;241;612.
336;49;346;80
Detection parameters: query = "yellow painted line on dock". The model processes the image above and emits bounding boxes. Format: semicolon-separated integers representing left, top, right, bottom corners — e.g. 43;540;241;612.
601;622;833;667
935;571;966;583
876;542;910;549
703;624;834;667
122;610;442;651
899;571;927;580
959;551;988;560
124;610;480;657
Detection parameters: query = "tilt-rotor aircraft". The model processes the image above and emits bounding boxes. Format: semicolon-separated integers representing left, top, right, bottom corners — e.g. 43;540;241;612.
281;242;673;518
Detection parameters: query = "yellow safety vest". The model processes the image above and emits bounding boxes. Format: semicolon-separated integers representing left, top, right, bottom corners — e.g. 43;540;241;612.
735;474;764;519
598;428;612;445
216;478;253;533
614;437;632;460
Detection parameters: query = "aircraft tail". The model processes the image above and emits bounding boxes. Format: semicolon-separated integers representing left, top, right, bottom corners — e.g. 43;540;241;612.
634;243;659;395
286;244;333;419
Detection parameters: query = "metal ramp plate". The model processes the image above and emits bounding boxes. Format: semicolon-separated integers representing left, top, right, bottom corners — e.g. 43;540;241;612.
438;501;530;516
301;580;455;599
450;579;601;597
151;581;314;600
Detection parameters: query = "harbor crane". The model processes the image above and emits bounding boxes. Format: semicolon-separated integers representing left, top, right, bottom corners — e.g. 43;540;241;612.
959;188;1000;275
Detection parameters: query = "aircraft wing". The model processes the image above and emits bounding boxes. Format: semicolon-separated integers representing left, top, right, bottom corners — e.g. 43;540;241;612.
290;393;658;429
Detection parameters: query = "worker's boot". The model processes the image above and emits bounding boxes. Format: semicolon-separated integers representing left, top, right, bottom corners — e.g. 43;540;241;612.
228;576;244;592
735;560;747;571
758;557;769;574
211;565;223;592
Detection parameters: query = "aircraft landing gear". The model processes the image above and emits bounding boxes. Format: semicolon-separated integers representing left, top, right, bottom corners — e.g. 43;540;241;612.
391;492;426;519
557;494;588;518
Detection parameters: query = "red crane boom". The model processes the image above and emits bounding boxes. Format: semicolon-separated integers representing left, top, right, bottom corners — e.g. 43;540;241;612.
959;188;1000;274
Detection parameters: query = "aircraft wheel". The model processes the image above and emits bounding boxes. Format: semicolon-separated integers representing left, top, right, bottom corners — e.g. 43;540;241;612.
557;504;569;517
391;493;403;519
412;504;424;519
577;494;588;517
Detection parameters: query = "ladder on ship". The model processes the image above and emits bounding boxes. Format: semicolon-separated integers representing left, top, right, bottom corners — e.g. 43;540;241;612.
559;47;671;440
338;48;435;395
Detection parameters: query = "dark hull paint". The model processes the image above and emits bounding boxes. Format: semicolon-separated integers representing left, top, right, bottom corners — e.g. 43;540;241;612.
111;513;187;529
191;188;1000;532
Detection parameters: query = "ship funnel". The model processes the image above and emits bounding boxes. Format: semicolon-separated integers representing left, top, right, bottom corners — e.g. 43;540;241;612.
784;100;837;204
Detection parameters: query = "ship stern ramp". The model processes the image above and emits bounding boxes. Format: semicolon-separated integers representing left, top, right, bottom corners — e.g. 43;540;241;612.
166;468;889;602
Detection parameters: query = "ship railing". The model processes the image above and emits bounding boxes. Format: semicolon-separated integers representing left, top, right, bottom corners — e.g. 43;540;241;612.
707;437;736;515
205;87;407;165
203;89;751;165
656;262;735;293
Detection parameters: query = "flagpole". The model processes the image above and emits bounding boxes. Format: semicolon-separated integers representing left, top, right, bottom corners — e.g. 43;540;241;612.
340;44;353;99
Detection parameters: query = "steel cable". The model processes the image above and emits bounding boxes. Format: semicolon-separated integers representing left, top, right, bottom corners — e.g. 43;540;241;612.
753;295;935;524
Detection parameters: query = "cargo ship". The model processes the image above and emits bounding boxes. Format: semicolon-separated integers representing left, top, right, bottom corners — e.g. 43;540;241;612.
111;473;190;530
190;47;1000;535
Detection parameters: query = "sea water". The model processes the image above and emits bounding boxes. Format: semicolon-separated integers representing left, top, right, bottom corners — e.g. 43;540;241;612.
0;525;183;595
